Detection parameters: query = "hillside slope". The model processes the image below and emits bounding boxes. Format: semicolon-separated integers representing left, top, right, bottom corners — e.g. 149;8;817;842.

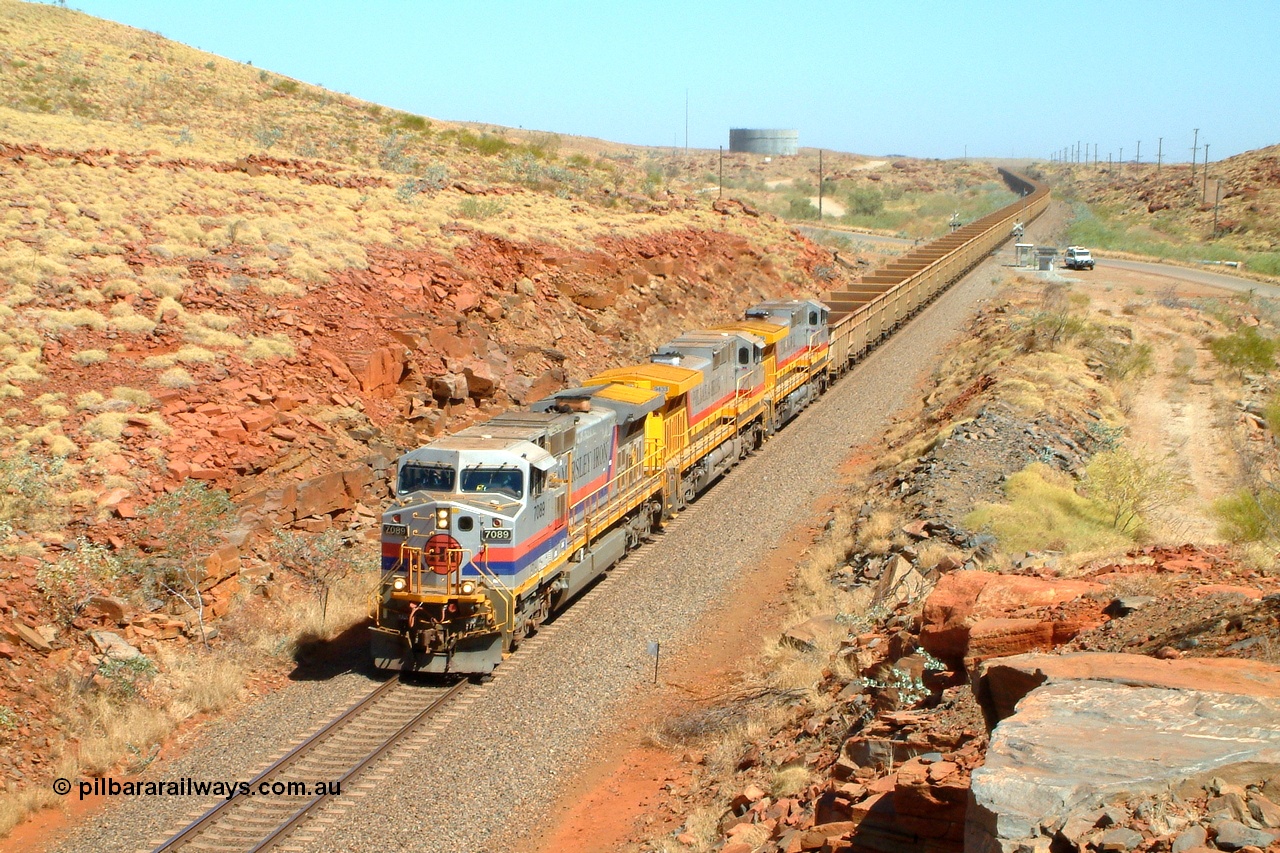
0;0;835;546
0;1;1028;838
1039;145;1280;276
0;0;846;827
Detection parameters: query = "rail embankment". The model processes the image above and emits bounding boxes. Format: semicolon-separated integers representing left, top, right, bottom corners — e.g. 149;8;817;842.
644;272;1280;853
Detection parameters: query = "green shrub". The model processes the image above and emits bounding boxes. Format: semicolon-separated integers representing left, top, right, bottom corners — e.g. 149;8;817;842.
787;198;819;221
397;114;430;132
455;197;505;220
378;131;418;174
846;186;884;216
1209;327;1277;375
97;656;158;698
442;129;514;157
142;481;232;559
1263;394;1280;435
964;463;1129;554
1214;488;1280;542
136;482;233;643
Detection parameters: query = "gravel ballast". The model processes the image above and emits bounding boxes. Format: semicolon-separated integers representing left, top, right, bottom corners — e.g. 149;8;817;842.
300;252;1027;853
47;224;1054;853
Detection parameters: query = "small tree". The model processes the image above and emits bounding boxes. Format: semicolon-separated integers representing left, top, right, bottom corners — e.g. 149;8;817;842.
1028;284;1092;351
269;529;357;629
139;481;233;647
36;540;121;625
1084;447;1189;533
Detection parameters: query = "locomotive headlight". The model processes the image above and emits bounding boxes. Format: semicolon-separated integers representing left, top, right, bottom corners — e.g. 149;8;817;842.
435;508;449;529
460;580;476;595
391;576;407;592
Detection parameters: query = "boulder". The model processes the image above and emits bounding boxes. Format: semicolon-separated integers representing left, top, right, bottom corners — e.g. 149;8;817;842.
8;621;51;652
1211;819;1279;850
89;630;143;660
872;554;930;606
965;617;1055;662
893;757;968;843
919;571;1103;665
294;471;353;518
463;360;498;398
348;346;406;398
201;545;242;587
84;595;130;623
780;615;839;653
431;373;469;402
967;681;1280;853
1096;827;1144;851
1171;825;1208;853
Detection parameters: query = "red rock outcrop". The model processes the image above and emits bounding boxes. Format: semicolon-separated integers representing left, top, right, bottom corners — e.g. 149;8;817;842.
919;571;1104;666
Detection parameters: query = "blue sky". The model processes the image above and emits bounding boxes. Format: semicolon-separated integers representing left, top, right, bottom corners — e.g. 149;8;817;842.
66;0;1280;161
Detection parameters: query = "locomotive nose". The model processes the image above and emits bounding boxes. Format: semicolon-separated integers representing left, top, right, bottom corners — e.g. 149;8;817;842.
424;533;464;575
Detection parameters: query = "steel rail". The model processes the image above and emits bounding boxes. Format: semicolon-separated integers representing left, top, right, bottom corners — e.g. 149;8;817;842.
152;678;467;852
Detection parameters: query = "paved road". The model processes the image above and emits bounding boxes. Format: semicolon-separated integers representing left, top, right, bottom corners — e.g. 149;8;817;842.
1096;258;1280;298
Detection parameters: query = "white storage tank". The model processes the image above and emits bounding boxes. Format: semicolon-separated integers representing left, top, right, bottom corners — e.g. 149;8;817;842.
729;129;799;156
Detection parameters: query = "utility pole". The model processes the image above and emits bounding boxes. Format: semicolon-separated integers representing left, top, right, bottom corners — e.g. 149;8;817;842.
818;149;824;220
1094;143;1098;167
1119;147;1123;170
684;89;688;157
1136;141;1141;165
1213;179;1223;236
718;146;723;200
1203;143;1210;200
1190;128;1199;179
1157;137;1163;173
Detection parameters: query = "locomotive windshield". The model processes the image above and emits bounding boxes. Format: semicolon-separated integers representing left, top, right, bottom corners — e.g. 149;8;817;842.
397;463;456;495
460;467;524;499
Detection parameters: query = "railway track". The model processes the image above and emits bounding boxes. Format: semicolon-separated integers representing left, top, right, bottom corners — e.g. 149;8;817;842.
151;679;467;853
147;170;1049;853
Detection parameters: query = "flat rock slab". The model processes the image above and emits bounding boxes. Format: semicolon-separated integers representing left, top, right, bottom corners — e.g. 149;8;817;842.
976;652;1280;726
967;680;1280;853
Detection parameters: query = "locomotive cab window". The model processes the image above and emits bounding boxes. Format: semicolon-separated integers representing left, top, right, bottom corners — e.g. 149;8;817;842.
461;467;524;499
738;346;750;366
397;463;456;495
809;310;818;326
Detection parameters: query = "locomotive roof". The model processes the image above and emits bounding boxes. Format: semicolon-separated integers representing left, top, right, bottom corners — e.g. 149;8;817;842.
673;330;765;348
399;436;557;471
587;363;702;396
712;319;788;344
531;383;664;426
750;298;827;313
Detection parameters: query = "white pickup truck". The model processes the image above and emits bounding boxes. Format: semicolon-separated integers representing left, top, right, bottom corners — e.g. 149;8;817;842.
1063;246;1095;270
